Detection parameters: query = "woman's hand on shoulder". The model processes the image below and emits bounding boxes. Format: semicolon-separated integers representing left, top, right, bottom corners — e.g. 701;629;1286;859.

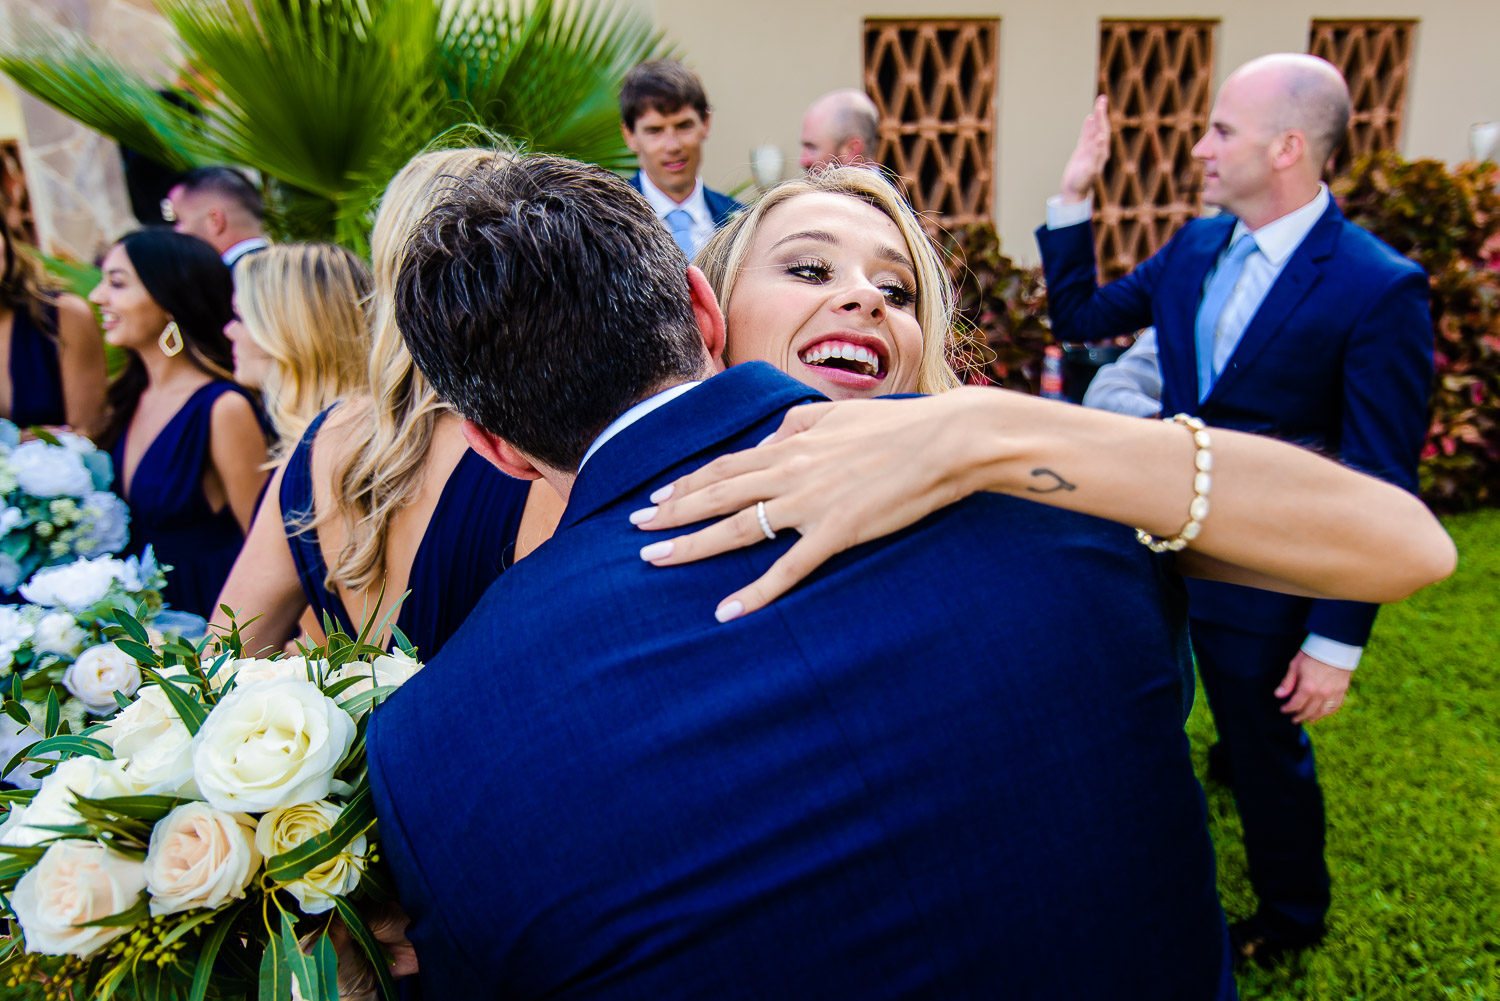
630;392;992;621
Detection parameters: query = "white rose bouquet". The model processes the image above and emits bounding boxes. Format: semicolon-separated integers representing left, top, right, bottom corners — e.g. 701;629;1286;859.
0;610;422;1001
0;421;131;593
0;553;171;786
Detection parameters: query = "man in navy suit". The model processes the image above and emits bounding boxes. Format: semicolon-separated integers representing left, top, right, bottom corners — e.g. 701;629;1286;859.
1037;54;1433;965
620;59;742;258
367;154;1235;999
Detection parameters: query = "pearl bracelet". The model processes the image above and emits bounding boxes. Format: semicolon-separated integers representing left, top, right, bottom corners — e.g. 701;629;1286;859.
1135;413;1212;553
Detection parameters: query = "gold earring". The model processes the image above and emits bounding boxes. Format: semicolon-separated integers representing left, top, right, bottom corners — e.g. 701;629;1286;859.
158;321;184;357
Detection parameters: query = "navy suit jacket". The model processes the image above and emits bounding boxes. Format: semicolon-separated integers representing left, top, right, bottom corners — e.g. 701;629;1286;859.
1037;202;1432;645
626;171;742;228
366;363;1233;1001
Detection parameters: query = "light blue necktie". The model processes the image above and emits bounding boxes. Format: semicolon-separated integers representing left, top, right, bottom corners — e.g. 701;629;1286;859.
665;209;694;257
1194;233;1258;402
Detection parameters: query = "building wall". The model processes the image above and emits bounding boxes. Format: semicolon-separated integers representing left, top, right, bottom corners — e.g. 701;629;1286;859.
654;0;1499;264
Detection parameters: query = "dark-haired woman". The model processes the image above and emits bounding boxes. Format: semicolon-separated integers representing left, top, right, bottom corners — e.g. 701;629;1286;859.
88;229;268;618
0;204;107;432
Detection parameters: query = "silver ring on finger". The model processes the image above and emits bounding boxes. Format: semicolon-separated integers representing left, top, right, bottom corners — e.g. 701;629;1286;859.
755;501;776;541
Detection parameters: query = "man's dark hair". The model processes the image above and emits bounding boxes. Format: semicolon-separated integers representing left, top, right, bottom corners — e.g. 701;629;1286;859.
175;166;264;222
395;155;708;471
619;59;711;130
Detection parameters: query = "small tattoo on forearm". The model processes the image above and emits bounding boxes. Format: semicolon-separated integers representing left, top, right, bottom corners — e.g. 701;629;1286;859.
1026;468;1077;494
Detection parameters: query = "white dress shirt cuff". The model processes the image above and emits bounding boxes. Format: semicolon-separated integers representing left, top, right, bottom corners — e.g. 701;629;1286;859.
1301;634;1363;670
1046;195;1093;230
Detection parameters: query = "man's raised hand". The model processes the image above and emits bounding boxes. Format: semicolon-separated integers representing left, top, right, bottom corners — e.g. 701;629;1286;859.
1060;94;1111;204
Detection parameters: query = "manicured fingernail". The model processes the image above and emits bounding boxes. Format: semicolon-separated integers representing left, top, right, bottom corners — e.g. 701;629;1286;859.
650;484;674;503
714;600;745;623
639;541;674;561
629;506;657;525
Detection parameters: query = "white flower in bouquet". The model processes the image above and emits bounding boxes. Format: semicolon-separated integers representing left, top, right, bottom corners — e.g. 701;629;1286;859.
254;800;366;915
73;491;130;555
32;611;87;658
222;655;324;689
0;756;146;848
144;802;261;917
9;440;93;498
327;649;423;717
0;505;23;536
63;643;143;714
192;677;355;814
0;604;36;662
50;431;97;457
10;840;148;958
21;555;135;611
101;685;197;797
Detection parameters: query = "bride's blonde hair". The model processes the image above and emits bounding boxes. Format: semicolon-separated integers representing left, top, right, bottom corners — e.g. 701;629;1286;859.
324;148;508;592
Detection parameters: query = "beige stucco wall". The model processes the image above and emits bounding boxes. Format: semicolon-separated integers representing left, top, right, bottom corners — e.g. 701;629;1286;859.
653;0;1500;264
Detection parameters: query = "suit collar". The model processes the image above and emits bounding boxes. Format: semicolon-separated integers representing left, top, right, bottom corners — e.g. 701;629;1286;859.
561;362;825;528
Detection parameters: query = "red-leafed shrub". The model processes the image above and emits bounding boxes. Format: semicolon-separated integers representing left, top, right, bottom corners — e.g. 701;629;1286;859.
1336;153;1500;510
941;222;1055;393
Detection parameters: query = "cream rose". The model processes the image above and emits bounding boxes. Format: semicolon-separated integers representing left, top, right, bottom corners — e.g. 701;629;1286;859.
192;677;355;813
101;686;197;797
1;757;145;848
143;803;261;916
254;800;365;915
11;840;147;957
33;611;87;658
222;655;323;689
327;649;423;717
63;643;142;713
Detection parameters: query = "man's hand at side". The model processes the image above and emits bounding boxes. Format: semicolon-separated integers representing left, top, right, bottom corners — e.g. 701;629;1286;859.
1275;650;1352;725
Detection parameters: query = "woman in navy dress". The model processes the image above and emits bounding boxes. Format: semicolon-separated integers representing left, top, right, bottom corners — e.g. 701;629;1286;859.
0;197;107;432
88;230;268;618
214;150;565;659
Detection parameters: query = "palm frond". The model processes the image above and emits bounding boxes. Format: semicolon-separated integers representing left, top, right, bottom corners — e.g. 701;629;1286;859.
0;19;201;173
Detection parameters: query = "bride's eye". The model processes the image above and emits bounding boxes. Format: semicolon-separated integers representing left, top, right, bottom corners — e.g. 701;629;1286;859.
785;258;832;283
881;281;917;308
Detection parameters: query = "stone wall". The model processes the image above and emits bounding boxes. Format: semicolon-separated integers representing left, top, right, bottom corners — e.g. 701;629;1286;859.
2;0;178;261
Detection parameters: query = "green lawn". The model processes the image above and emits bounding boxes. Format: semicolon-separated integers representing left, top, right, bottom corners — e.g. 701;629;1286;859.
1191;508;1500;999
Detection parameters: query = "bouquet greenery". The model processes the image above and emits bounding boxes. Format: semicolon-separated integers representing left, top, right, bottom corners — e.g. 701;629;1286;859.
0;422;131;593
0;609;421;1000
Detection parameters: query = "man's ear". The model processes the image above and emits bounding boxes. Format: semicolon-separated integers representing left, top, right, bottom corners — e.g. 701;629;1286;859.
839;137;864;166
461;420;544;481
700;110;712;138
206;207;228;238
685;266;726;365
1272;130;1306;171
621;122;640;154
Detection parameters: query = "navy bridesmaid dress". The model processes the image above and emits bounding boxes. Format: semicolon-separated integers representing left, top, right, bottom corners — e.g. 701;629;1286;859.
112;381;258;618
7;303;66;429
280;406;530;658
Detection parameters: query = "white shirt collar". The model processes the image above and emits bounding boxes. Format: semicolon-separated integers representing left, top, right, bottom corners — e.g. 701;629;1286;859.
577;381;703;471
223;237;269;268
1231;185;1329;266
638;172;712;230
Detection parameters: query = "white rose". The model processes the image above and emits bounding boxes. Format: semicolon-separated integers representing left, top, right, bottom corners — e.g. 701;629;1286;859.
9;440;92;498
0;505;23;537
50;431;96;456
254;800;365;915
33;611;87;658
192;678;355;814
10;840;147;957
326;650;423;716
63;643;142;714
0;605;36;663
222;655;321;689
101;686;197;796
1;756;146;848
20;556;131;611
144;803;261;916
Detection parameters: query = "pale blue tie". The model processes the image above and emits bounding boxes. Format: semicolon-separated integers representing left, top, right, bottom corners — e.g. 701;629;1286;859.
1194;233;1258;402
665;209;694;258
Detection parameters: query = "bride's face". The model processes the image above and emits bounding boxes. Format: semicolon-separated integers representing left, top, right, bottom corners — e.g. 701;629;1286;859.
724;192;923;399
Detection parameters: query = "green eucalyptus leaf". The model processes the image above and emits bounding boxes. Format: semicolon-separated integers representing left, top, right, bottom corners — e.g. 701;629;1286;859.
334;895;398;1001
259;916;292;1001
110;606;153;646
43;689;60;738
140;669;209;735
77;888;150;927
281;911;321;1001
264;784;374;884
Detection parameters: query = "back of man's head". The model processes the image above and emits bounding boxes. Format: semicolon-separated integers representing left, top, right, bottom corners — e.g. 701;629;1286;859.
395;155;709;472
619;59;711;130
801;90;880;170
172;166;264;232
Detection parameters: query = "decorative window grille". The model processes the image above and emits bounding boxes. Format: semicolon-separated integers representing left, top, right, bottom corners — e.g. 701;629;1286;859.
1093;20;1216;280
1309;20;1416;177
863;19;998;227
